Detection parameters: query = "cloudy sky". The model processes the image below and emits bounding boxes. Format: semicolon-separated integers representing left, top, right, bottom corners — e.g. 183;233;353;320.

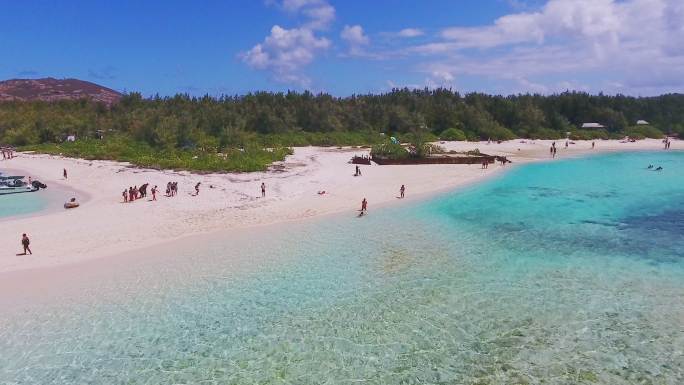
1;0;682;96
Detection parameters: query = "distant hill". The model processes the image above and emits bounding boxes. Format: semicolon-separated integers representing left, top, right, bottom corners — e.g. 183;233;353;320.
0;77;121;106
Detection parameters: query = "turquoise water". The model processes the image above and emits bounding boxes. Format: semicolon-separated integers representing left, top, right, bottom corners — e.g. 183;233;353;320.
1;152;683;384
0;191;48;219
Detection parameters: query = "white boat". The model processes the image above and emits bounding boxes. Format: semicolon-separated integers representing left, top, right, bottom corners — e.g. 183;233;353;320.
0;175;38;195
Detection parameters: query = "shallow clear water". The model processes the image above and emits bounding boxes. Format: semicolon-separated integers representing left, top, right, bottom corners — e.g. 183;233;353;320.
1;152;683;384
0;191;48;219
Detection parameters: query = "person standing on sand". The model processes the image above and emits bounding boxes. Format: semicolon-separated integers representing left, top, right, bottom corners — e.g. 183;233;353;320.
123;189;128;203
21;233;32;255
361;198;368;212
400;185;405;199
195;182;201;196
63;168;68;179
152;185;157;201
261;182;266;197
592;141;595;149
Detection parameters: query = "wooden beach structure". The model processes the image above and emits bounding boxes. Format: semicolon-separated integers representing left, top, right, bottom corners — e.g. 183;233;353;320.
350;155;372;165
368;153;506;165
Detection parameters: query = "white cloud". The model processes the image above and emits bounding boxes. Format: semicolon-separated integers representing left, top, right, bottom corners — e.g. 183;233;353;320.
341;25;369;46
425;69;456;89
242;0;335;87
340;25;370;55
302;3;335;30
242;25;331;87
397;28;424;38
280;0;335;30
247;0;683;94
410;0;684;94
440;0;628;48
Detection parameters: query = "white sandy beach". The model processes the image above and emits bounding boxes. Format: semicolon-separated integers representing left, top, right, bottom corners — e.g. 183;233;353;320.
0;138;678;274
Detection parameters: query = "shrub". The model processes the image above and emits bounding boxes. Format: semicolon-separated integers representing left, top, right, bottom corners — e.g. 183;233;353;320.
415;143;445;156
623;125;665;139
526;128;564;140
440;128;467;141
478;124;517;141
569;129;610;140
21;136;293;172
370;141;409;159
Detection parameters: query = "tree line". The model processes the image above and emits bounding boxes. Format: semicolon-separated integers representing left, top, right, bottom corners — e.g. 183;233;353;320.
1;88;682;150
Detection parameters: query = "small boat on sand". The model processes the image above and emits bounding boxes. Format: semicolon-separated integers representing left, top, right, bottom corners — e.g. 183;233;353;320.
64;197;80;209
0;175;35;195
0;174;47;195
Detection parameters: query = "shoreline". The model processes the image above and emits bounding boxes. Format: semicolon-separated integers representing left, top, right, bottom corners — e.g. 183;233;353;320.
0;138;679;276
0;168;91;222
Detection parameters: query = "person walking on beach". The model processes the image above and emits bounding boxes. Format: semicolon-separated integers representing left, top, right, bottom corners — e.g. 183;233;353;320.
21;233;32;255
63;168;68;179
354;165;362;176
129;186;134;202
195;182;201;196
261;182;266;198
592;141;595;149
123;189;128;203
361;198;368;213
139;183;148;198
400;185;405;199
151;185;157;201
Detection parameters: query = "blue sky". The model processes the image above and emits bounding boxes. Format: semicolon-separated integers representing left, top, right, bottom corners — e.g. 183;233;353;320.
1;0;682;96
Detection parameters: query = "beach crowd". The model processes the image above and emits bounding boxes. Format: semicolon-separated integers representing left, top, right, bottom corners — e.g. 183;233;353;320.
1;146;16;160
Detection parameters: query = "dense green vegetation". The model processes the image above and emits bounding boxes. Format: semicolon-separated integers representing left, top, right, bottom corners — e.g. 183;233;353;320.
1;89;681;171
22;137;293;173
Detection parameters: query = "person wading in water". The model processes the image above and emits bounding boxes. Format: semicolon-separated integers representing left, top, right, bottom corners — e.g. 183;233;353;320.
359;198;368;216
